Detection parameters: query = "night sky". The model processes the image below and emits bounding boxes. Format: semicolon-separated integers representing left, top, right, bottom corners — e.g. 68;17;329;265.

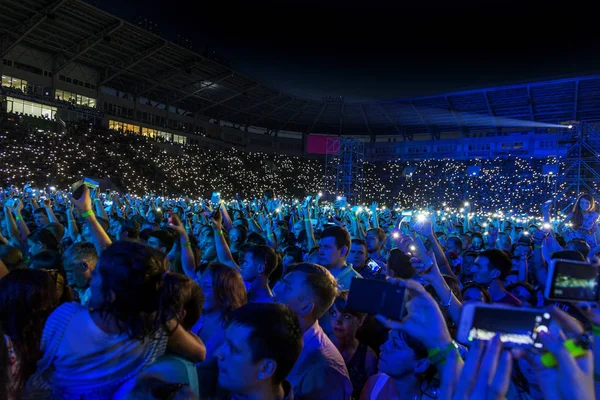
94;0;600;102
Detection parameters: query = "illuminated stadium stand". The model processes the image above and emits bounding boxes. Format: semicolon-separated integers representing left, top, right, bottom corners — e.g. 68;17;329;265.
1;0;600;161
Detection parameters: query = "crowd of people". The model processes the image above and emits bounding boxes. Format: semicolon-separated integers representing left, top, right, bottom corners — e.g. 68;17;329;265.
0;110;599;399
0;111;567;214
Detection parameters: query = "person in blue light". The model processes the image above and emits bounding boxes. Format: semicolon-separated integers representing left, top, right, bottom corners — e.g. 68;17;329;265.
215;302;302;400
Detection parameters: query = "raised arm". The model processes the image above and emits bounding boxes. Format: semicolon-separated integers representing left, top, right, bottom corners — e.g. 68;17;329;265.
72;185;112;254
168;213;198;279
210;209;238;269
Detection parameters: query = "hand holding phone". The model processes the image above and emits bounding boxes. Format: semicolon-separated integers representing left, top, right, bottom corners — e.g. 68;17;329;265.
457;303;551;349
545;259;598;302
346;278;406;320
408;237;433;272
373;278;453;350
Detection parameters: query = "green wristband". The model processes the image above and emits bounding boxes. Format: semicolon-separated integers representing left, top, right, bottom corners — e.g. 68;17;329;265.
215;230;223;236
181;241;191;247
540;339;587;368
592;325;600;337
427;341;459;365
15;215;23;221
81;210;94;218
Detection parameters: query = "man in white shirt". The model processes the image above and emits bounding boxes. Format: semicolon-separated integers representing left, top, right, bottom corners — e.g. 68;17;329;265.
274;263;353;400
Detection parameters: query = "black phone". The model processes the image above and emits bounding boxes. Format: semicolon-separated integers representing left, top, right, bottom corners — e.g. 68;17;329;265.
545;259;598;302
71;178;99;200
346;278;406;320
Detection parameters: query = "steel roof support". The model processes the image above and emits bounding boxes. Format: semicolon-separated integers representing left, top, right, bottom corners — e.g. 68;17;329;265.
360;104;373;140
221;93;283;120
339;101;345;135
483;91;500;135
171;72;233;103
197;84;259;113
248;97;295;127
306;103;327;134
444;95;467;136
378;103;410;141
409;100;437;139
279;101;310;131
527;85;535;122
136;58;203;97
53;20;123;73
573;79;579;121
99;41;168;85
0;0;69;57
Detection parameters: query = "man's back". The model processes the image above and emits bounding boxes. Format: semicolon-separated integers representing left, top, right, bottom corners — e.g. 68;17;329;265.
287;321;352;400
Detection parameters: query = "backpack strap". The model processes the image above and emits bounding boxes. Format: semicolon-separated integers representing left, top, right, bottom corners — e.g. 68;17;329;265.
371;374;390;400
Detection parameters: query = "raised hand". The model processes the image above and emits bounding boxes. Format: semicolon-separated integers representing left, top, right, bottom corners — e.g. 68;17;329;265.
375;278;451;350
167;212;188;237
71;185;92;213
412;218;433;237
440;336;512;400
210;208;223;232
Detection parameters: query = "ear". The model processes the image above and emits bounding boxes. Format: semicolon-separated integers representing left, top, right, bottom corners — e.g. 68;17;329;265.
257;358;277;381
299;300;315;317
257;262;266;274
81;261;90;272
107;289;116;304
358;315;367;328
340;245;348;258
490;268;500;279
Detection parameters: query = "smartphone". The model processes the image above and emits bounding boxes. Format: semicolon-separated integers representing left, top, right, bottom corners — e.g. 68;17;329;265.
544;259;598;302
346;277;406;320
366;258;383;274
458;303;551;349
408;237;432;269
71;178;99;200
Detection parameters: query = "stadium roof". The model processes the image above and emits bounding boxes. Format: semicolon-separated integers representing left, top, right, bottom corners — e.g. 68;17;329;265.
2;0;600;139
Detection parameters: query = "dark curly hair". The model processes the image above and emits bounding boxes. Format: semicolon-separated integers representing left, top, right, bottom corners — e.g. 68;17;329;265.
159;272;205;332
0;269;58;394
94;241;165;340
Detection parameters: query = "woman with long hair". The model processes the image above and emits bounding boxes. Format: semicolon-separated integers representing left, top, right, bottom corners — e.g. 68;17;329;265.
24;241;205;399
560;193;599;247
193;263;247;360
0;269;58;400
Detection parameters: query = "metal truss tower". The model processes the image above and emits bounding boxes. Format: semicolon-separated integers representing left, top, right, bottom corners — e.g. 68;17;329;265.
555;122;600;210
324;137;365;204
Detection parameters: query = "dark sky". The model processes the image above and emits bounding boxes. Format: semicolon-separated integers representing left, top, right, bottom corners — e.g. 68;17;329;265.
94;0;600;102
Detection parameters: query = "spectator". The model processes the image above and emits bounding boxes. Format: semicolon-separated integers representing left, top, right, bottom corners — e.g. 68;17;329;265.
472;250;521;306
274;263;353;399
215;303;302;400
328;291;377;399
0;269;58;399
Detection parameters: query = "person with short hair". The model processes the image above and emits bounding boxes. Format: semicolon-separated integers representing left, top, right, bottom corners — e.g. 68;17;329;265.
274;263;352;399
147;230;175;254
347;239;384;280
32;208;49;229
471;249;521;306
364;228;386;264
215;303;302;400
240;244;278;302
62;241;98;306
319;226;361;290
